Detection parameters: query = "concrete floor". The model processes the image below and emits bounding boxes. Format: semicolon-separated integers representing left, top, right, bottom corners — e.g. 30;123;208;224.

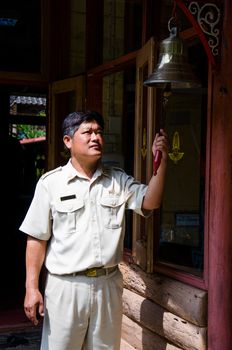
0;327;42;350
0;326;134;349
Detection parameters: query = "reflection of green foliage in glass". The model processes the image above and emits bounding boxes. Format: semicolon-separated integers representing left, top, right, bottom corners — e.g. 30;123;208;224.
17;125;46;139
38;110;46;117
35;154;45;179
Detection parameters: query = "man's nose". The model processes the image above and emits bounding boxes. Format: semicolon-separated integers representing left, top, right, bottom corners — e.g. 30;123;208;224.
91;131;99;140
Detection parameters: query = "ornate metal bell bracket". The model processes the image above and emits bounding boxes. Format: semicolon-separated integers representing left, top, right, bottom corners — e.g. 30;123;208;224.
175;0;221;67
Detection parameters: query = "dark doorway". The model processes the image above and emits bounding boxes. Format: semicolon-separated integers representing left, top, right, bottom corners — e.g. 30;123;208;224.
0;85;47;327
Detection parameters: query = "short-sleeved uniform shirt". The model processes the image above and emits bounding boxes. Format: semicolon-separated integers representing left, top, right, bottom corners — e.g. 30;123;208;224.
19;160;149;275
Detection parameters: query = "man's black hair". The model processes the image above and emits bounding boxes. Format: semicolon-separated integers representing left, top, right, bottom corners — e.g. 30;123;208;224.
62;111;104;137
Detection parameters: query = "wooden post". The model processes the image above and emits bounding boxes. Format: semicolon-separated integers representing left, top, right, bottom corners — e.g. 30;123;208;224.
208;1;232;348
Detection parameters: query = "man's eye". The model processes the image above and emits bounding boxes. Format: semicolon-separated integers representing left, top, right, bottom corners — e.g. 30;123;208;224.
82;130;103;135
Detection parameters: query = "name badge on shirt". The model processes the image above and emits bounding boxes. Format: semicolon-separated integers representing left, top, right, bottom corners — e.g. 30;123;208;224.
60;194;76;201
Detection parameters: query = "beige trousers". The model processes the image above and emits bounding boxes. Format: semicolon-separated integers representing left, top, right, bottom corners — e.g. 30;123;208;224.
40;269;123;350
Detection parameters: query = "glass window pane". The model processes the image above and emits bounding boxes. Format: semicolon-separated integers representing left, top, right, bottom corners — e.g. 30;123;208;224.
101;67;136;249
103;0;142;62
102;72;124;167
157;88;207;275
69;0;86;75
0;0;41;72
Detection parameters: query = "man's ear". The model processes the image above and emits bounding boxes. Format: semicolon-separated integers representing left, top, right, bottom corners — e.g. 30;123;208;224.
63;135;72;149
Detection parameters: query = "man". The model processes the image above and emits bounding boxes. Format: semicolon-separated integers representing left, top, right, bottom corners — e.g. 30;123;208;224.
20;110;169;350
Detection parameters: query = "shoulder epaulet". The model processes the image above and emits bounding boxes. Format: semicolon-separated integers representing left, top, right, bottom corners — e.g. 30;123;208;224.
103;165;125;174
111;166;125;172
40;166;62;180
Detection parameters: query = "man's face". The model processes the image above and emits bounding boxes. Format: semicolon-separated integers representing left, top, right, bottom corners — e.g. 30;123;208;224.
63;120;104;161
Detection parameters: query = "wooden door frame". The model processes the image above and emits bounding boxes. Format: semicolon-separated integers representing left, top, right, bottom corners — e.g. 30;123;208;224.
48;75;85;169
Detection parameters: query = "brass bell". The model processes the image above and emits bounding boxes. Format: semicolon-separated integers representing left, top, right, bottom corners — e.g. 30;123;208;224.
144;27;201;89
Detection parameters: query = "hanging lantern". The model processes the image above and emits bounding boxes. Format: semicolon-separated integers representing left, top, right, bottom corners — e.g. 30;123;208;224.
144;26;201;89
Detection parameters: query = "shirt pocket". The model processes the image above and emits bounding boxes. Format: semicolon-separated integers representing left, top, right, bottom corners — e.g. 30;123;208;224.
100;196;126;229
53;198;85;234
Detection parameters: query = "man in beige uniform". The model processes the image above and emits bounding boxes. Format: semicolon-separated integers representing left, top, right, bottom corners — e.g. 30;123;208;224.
20;110;169;350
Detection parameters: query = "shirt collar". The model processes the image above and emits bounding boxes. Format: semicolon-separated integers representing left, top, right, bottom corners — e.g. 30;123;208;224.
63;159;110;183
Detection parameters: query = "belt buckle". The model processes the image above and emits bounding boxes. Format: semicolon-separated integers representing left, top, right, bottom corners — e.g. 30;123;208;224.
86;268;97;277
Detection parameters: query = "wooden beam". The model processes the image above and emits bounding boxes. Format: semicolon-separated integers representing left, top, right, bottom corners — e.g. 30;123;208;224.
120;262;207;326
87;51;137;77
123;288;207;350
122;314;182;350
120;336;136;350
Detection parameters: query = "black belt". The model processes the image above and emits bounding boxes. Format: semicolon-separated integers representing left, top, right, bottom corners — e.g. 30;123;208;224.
63;266;118;278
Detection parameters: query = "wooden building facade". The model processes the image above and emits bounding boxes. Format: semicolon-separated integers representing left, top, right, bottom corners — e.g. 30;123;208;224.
0;1;231;349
